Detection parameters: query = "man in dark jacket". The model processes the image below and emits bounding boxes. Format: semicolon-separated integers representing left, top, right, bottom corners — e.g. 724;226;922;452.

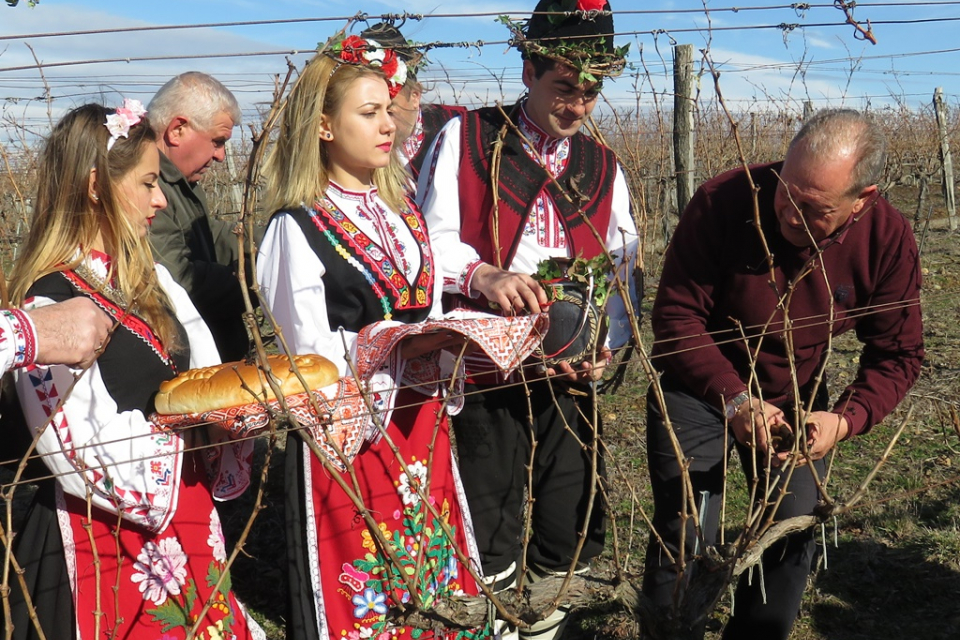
644;109;924;639
147;72;251;361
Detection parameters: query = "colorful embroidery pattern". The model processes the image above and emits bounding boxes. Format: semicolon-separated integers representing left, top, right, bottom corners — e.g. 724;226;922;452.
152;377;370;473
139;509;240;640
402;108;425;164
355;314;549;380
309;197;433;316
0;308;36;368
25;363;182;532
457;260;484;299
337;458;491;640
517;110;570;250
60;269;178;373
518;108;570;177
422;129;448;203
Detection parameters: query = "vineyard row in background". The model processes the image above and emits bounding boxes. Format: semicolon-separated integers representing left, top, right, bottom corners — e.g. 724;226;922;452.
2;56;960;276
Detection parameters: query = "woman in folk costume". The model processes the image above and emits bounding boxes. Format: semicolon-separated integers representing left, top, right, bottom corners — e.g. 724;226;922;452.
258;36;492;640
6;103;263;640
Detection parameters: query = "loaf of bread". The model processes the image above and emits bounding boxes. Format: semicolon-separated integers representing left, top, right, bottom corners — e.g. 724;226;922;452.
154;354;339;415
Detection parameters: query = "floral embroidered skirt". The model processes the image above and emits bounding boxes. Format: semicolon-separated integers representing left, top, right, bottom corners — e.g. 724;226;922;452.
297;390;490;640
6;456;262;640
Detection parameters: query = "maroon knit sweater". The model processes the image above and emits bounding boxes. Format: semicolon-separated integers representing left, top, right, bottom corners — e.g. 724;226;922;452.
651;162;924;437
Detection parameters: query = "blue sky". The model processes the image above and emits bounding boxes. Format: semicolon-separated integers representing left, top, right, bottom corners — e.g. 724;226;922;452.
2;0;958;136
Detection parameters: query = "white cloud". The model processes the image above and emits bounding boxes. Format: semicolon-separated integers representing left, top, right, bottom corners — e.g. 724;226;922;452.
1;4;310;133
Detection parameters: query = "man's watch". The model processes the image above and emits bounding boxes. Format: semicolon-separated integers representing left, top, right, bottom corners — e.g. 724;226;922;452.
724;391;751;420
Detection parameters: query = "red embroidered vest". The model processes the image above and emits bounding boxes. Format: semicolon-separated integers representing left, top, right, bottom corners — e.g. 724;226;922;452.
410;103;468;180
456;104;618;271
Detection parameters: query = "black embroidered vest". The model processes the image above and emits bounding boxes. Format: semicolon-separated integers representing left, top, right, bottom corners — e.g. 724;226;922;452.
409;104;467;179
27;271;190;414
277;198;435;332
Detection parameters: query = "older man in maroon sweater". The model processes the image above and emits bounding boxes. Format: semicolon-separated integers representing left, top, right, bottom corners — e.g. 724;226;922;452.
643;109;924;639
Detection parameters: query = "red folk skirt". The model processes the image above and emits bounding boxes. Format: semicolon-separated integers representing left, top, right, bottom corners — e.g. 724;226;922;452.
302;390;490;640
61;454;261;640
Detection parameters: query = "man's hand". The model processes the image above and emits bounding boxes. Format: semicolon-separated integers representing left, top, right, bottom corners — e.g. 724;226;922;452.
471;263;549;315
545;346;612;384
804;411;850;460
729;397;791;464
29;298;113;369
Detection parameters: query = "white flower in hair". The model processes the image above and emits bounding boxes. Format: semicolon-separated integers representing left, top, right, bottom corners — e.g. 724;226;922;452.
364;47;386;65
121;98;147;120
389;62;407;88
104;98;147;151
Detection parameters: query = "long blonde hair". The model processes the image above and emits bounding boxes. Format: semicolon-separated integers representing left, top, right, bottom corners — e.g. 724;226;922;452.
263;54;409;214
10;104;182;352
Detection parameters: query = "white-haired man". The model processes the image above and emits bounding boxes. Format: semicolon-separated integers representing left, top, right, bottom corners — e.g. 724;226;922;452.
148;71;251;361
644;109;924;639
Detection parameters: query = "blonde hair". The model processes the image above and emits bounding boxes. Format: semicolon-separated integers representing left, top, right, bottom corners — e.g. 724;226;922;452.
263;54;409;214
10;104;182;352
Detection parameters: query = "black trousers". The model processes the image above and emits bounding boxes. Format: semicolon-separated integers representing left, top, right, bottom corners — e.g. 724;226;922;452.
643;377;826;640
452;381;607;575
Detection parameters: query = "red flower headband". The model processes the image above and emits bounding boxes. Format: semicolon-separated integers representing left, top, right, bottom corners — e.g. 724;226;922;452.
328;34;408;99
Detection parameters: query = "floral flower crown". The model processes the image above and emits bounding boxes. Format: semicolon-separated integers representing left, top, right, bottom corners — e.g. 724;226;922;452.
104;99;147;151
325;34;408;99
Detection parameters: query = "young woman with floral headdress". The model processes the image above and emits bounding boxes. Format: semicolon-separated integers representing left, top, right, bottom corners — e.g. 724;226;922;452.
258;35;493;640
5;102;263;640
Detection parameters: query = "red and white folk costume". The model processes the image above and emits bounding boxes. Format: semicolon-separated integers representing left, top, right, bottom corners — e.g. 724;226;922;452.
416;104;639;379
258;183;490;640
10;250;263;640
259;183;442;376
0;308;36;373
401;104;468;182
415;102;639;633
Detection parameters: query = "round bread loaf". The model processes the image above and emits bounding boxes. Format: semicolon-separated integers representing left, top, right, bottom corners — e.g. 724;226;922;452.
154;354;339;415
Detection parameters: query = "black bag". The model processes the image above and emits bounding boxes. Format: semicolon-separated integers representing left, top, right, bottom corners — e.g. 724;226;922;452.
535;278;608;367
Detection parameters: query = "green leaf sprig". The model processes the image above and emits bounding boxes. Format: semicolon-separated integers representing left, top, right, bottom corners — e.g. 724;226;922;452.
534;255;614;308
496;14;629;84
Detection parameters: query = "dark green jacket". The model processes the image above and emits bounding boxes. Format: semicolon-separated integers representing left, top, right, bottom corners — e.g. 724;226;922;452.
150;152;249;361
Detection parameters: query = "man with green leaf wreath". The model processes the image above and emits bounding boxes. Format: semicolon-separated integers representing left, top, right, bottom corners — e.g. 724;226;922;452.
417;2;637;638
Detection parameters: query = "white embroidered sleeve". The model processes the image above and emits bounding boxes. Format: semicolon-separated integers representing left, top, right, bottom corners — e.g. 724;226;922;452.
0;309;37;373
13;266;247;530
14;289;194;534
257;213;358;375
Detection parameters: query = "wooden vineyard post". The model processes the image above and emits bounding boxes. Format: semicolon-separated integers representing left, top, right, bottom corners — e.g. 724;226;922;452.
673;43;695;217
934;87;957;231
